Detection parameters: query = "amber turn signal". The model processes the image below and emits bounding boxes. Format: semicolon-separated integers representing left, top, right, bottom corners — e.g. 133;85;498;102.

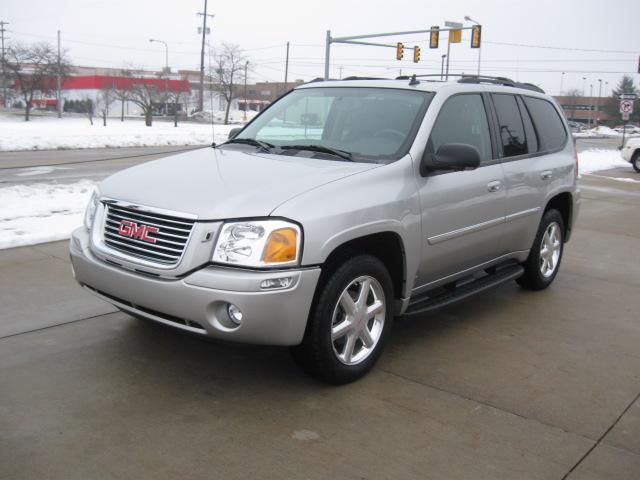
262;228;298;264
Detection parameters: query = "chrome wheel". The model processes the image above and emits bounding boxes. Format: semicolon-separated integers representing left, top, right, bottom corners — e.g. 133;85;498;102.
331;275;386;366
539;221;562;278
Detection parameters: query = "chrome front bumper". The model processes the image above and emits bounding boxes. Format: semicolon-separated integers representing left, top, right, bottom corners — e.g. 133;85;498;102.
70;228;321;346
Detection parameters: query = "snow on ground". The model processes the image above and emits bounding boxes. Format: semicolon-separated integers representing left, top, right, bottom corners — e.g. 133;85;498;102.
0;114;239;151
577;149;631;174
0;148;635;250
0;180;96;249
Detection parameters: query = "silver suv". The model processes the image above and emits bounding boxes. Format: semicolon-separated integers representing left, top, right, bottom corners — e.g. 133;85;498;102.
70;76;580;383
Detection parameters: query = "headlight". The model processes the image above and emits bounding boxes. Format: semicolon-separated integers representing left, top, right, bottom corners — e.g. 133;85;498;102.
84;189;100;230
213;220;301;268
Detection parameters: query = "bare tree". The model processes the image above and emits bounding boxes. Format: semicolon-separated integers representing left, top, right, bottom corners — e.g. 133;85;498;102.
80;96;95;125
213;43;247;125
166;90;185;127
112;68;133;122
1;41;70;121
95;85;115;126
129;80;162;126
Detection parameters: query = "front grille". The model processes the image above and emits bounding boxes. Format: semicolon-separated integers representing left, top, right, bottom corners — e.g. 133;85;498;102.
103;203;195;265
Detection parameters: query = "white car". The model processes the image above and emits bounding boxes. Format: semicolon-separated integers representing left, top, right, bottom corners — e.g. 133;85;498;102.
621;138;640;172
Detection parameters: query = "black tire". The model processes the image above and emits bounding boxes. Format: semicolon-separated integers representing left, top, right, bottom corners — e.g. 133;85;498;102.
517;209;565;291
291;254;394;384
632;152;640;173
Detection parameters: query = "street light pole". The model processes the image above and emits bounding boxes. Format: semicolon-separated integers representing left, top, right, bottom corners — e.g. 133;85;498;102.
441;54;446;80
560;71;565;95
582;77;586;97
589;83;593;128
595;79;602;127
149;38;169;115
464;16;481;75
243;60;248;122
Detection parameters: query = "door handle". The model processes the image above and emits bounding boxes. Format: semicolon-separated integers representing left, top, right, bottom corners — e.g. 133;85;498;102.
487;180;502;192
541;170;553;180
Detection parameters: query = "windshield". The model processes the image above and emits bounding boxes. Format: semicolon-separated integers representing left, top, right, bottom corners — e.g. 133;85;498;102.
233;87;433;163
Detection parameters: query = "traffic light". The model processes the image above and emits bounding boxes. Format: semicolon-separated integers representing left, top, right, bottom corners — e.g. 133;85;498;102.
471;25;482;48
413;46;421;63
429;26;439;49
449;29;462;43
396;42;404;61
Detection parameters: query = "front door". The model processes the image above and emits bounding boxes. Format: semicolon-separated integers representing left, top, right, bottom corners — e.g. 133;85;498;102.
414;93;506;291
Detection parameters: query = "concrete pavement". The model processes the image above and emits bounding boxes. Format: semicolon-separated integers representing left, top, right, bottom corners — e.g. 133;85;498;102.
0;169;639;479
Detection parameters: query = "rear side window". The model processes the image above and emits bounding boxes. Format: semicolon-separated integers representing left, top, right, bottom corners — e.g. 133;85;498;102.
522;97;568;151
428;94;492;162
517;96;538;153
492;94;528;157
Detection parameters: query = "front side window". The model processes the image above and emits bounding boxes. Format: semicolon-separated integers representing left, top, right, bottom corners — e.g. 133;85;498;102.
235;87;433;163
492;94;528;157
428;94;493;162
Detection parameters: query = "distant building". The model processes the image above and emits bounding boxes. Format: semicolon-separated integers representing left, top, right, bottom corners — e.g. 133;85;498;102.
553;95;616;124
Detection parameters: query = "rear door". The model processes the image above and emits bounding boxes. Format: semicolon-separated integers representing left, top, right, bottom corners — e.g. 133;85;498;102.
493;94;570;253
414;93;506;289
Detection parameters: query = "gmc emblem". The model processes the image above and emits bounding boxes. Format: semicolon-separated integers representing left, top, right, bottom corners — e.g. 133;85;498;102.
118;220;159;244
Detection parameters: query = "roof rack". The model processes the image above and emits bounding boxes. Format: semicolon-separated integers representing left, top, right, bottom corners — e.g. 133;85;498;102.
395;74;545;93
341;76;388;81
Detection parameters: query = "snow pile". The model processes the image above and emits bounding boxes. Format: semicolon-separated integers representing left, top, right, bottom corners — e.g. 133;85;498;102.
0;115;238;151
578;149;630;174
0;181;96;249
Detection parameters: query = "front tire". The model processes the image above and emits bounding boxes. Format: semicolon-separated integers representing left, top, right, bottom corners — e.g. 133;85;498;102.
631;152;640;173
291;254;394;384
517;209;565;291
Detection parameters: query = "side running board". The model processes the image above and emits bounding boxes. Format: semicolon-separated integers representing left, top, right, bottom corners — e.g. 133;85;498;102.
403;265;524;316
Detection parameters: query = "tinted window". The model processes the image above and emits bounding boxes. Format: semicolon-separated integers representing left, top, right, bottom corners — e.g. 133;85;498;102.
523;97;567;151
517;96;538;153
428;94;492;161
492;94;527;157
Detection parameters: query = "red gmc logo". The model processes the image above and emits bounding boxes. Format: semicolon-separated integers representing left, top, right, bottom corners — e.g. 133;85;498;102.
118;220;159;244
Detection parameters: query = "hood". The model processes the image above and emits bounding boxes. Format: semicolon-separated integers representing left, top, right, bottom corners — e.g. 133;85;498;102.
99;147;378;220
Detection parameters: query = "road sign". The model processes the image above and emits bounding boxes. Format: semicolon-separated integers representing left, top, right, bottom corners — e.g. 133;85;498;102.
619;93;637;100
620;99;634;114
622;112;630;121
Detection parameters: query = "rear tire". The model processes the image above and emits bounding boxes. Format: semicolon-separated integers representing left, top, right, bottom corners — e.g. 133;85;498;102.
291;254;394;384
632;152;640;173
517;209;565;291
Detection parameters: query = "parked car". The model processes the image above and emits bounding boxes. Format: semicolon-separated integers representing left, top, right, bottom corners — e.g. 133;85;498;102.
70;76;580;383
621;137;640;172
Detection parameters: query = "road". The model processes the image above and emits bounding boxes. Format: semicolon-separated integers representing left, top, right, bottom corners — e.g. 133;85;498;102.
1;144;639;479
0;145;208;185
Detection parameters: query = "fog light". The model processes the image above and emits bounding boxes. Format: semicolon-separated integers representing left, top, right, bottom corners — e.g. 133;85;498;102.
260;277;293;290
227;303;243;325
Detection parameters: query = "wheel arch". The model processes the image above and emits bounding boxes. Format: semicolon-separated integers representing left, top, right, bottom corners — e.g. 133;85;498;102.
544;191;574;241
316;231;407;313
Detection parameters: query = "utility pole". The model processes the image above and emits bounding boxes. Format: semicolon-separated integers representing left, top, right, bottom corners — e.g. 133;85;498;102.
284;41;290;92
197;0;214;112
243;60;248;122
0;21;8;109
588;83;593;128
595;79;602;127
57;30;62;118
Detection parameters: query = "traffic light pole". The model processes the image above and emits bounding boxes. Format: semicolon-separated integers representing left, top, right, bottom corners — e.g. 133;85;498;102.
324;26;474;80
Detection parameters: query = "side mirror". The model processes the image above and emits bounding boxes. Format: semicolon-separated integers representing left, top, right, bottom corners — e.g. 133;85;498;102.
228;127;242;140
420;143;481;176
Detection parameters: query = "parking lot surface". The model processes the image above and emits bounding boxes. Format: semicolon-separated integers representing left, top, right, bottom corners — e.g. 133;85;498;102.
1;161;639;479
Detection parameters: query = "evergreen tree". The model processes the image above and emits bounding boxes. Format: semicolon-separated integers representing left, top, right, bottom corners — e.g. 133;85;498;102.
605;75;639;123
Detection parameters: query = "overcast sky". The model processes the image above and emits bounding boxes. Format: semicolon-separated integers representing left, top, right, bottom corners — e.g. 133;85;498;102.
3;0;639;95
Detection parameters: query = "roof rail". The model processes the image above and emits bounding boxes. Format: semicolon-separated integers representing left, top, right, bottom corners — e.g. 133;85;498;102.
341;76;388;81
394;73;545;93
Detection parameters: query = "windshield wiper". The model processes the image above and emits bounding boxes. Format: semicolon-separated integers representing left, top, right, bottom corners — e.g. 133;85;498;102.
279;144;353;161
222;138;275;152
